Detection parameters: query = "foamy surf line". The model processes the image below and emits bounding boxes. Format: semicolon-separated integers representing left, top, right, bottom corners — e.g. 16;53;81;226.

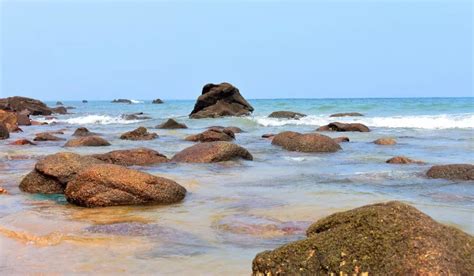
253;114;474;129
37;115;142;125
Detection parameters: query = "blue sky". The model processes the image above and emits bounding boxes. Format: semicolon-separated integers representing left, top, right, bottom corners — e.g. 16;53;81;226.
1;0;472;100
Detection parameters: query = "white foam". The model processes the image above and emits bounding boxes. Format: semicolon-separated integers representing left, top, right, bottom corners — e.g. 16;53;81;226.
130;99;144;104
40;115;142;125
254;113;474;129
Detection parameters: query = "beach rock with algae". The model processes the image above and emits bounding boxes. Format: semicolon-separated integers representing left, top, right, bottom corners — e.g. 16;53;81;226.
65;164;186;207
172;141;253;163
252;201;474;275
272;131;341;153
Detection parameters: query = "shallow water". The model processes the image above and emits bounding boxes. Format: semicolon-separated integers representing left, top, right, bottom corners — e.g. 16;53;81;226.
0;98;473;274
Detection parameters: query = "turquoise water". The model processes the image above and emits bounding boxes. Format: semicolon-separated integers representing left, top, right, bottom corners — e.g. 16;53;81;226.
0;97;473;274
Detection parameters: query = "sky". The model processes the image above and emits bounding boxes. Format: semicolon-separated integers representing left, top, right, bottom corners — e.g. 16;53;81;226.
0;0;472;101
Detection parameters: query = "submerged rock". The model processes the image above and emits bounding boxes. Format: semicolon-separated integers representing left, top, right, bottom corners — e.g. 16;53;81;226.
317;122;370;132
374;137;397;145
272;131;341;153
34;133;65;141
65;136;111;147
185;129;234;142
252;201;474;275
120;127;158;141
72;127;98;137
65;164;186;207
122;113;152;120
152;99;164;104
0;96;52;115
268;111;307;119
51;106;67;114
333;136;350;143
189;82;254;119
112;99;132;104
82;100;88;103
90;148;169;166
156;118;187;129
0;123;9;140
208;126;243;133
386;156;424;164
261;133;275;139
426;164;474;181
172;141;253;163
329;112;364;117
9;139;36;146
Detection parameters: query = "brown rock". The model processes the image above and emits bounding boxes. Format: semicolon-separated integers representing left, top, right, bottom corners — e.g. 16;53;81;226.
64;136;111;147
189;82;254;118
0;123;9;140
19;170;64;194
261;133;275;139
0;96;52;115
386;156;424;164
0;110;18;132
333;136;350;143
51;106;67;114
120;127;158;141
91;148;169;166
208;126;243;133
171;141;253;163
268;111;307;119
252;201;474;275
9;139;36;146
329;112;364;117
72;127;98;137
317;122;370;132
16;113;31;126
34;133;65;141
374;137;397;145
31;120;47;126
185;129;234;142
272;131;341;153
426;164;474;181
0;187;7;194
157;118;188;129
65;164;187;207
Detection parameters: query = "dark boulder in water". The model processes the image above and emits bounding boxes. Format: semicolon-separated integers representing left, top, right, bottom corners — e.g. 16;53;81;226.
156;118;187;129
252;201;474;275
34;133;65;141
112;99;132;104
65;164;186;207
386;156;424;164
72;127;98;137
82;100;88;103
172;141;253;163
64;136;111;147
120;127;158;141
426;164;474;181
0;96;52;115
189;82;254;119
185;128;234;142
152;99;164;104
207;126;243;133
268;111;307;119
329;112;364;117
50;106;68;114
272;131;341;153
90;148;169;166
333;136;350;143
317;122;370;132
56;101;64;105
122;113;151;120
0;123;9;140
374;137;396;145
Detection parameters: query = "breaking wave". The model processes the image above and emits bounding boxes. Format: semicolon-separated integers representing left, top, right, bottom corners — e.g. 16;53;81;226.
41;115;142;125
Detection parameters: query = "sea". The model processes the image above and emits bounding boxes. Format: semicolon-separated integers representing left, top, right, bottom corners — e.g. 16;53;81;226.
0;97;473;274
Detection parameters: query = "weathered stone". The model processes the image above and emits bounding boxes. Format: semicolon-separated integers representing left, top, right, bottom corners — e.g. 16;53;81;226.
172;141;253;163
317;122;370;132
268;111;307;119
51;106;67;114
112;99;132;104
64;136;111;147
157;119;188;129
272;131;341;153
374;137;397;145
329;112;364;117
386;156;424;164
120;127;158;141
0;123;9;140
207;126;243;133
9;139;36;146
333;136;350;143
152;99;164;104
0;110;18;132
34;133;65;141
72;127;98;137
185;129;234;142
91;148;169;166
427;164;474;181
19;170;64;194
0;96;52;115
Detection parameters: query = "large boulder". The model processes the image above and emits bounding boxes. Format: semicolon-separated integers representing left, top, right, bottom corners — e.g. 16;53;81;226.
386;156;424;164
65;164;186;207
72;127;98;137
90;148;169;166
189;82;254;119
426;164;474;181
19;152;103;194
34;133;65;141
171;141;253;163
16;113;31;126
157;118;187;129
64;136;111;147
208;126;243;133
122;112;151;120
268;111;307;119
374;137;396;145
330;112;364;117
185;129;234;143
120;127;158;141
317;122;370;132
50;106;67;114
0;123;9;140
0;96;52;115
0;110;18;132
272;131;341;153
252;201;474;275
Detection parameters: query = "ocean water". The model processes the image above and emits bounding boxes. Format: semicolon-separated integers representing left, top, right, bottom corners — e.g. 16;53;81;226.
0;97;473;274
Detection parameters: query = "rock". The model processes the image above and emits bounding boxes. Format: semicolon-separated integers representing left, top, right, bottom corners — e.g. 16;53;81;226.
122;113;152;120
333;136;350;143
19;170;65;194
426;164;474;181
37;130;64;135
329;112;364;117
272;131;341;153
120;127;158;141
112;99;132;104
268;111;307;119
82;100;88;103
252;201;474;275
44;116;57;120
56;101;63;105
9;139;36;146
72;127;98;137
65;164;186;207
51;106;67;114
0;187;7;194
171;141;253;163
90;148;169;166
261;133;275;139
152;99;164;104
31;120;47;126
0;96;52;115
157;119;188;129
0;123;9;140
65;106;75;109
386;156;424;164
189;82;254;119
64;136;111;147
185;129;234;142
16;113;31;126
374;137;396;145
0;110;18;132
34;133;65;141
317;122;370;132
207;126;243;133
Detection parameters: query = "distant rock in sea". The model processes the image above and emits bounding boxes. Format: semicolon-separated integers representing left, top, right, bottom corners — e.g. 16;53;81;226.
56;101;64;106
317;122;370;132
152;99;164;104
329;112;364;117
112;99;132;104
82;100;88;103
185;128;235;142
90;148;169;166
268;111;307;119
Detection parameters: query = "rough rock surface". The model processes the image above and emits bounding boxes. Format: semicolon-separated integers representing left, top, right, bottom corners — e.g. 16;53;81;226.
34;133;65;141
208;126;243;133
272;131;341;153
189;82;254;118
0;110;18;132
374;137;397;145
91;148;169;166
386;156;424;164
0;96;52;115
16;113;31;126
426;164;474;181
0;123;9;140
329;112;364;117
65;136;111;147
185;129;234;142
19;170;64;194
268;111;307;119
51;106;67;114
120;127;158;141
317;122;370;132
65;164;186;207
9;139;36;146
72;127;98;137
171;141;253;163
252;201;474;275
157;119;188;129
